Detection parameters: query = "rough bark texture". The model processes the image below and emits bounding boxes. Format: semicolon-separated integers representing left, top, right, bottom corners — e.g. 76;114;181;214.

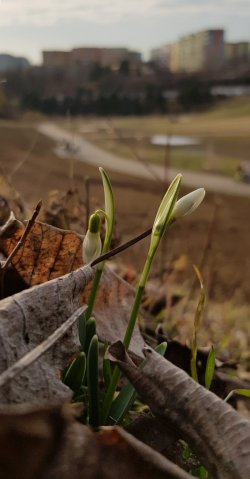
109;342;250;479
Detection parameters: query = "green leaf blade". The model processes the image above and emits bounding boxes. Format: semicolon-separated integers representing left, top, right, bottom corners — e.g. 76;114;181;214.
225;388;250;402
87;334;100;428
108;342;168;425
151;174;182;241
205;346;216;390
63;352;86;393
99;167;115;255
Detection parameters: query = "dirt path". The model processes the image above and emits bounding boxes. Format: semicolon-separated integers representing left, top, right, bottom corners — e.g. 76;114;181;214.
37;122;250;198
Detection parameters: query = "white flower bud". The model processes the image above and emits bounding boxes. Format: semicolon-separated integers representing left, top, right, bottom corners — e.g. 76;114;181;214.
82;213;102;264
172;188;205;219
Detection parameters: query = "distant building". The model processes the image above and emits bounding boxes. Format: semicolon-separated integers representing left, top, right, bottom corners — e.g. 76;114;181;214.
150;45;171;68
42;51;71;68
42;47;141;70
171;29;225;73
70;48;102;67
151;29;225;73
225;42;250;63
0;54;30;72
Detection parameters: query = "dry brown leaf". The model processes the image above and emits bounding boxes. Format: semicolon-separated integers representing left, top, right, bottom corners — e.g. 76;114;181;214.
0;264;144;403
109;341;250;479
0;405;67;479
0;266;94;404
0;404;193;479
0;216;83;285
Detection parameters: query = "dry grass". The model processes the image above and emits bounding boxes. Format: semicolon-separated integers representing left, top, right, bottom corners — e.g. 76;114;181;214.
0;117;249;364
57;96;250;178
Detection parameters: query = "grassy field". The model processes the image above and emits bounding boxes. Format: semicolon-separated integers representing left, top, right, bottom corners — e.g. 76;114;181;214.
0;111;249;363
57;96;250;178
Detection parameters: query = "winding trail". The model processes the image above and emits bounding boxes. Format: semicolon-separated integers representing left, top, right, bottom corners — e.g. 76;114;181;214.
38;122;250;198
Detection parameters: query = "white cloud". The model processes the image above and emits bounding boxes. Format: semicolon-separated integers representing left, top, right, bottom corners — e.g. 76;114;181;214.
0;0;249;26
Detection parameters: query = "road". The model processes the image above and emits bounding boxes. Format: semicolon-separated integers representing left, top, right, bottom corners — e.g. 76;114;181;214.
37;122;250;198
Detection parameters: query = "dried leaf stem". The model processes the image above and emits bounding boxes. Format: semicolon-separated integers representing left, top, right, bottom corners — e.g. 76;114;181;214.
91;227;152;267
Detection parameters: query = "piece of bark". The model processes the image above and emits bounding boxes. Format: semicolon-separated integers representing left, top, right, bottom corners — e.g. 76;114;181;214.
0;266;94;404
83;266;144;356
0;263;144;403
109;341;250;479
0;403;193;479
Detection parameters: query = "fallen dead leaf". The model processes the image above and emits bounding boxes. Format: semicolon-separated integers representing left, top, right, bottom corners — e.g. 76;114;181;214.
0;216;83;285
0;404;193;479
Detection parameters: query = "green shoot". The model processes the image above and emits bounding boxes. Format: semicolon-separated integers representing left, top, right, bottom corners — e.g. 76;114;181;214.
108;342;167;425
63;352;86;393
191;265;206;383
84;317;96;355
124;174;182;348
103;341;112;389
78;311;86;351
224;388;250;403
101;174;182;424
205;346;216;390
87;334;100;428
98;167;115;261
84;167;115;321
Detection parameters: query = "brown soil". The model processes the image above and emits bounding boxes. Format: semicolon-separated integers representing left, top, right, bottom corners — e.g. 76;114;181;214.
0;121;249;308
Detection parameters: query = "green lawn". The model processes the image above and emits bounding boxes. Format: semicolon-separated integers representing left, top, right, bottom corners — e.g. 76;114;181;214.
56;96;250;178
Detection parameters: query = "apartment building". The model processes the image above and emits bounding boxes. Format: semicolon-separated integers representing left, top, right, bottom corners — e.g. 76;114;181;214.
42;51;71;68
42;47;141;69
225;42;250;63
151;30;225;73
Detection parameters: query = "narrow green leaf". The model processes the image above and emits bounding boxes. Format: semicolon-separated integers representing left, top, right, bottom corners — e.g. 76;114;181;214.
63;352;86;393
108;342;167;425
151;174;182;247
205;346;216;390
224;388;250;403
85;316;96;355
108;380;137;425
99;167;115;255
155;341;168;356
138;174;182;289
78;312;86;350
87;334;100;428
191;265;206;383
103;341;112;389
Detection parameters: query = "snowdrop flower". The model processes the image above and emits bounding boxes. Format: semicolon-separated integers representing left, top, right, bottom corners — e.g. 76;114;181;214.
82;213;102;264
172;188;205;220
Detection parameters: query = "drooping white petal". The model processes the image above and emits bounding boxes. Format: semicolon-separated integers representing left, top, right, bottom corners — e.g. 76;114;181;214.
172;188;205;219
82;231;102;264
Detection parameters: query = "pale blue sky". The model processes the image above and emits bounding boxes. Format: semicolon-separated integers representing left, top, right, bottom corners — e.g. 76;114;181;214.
0;0;249;63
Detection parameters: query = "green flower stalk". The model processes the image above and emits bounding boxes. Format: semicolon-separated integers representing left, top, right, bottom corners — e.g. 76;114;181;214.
124;173;182;348
82;167;115;324
101;174;182;424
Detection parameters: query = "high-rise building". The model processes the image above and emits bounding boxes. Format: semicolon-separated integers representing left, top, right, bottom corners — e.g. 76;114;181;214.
151;29;225;73
225;42;250;63
171;29;225;73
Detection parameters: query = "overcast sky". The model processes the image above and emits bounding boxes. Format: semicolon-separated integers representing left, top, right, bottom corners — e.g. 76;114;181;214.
0;0;249;64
